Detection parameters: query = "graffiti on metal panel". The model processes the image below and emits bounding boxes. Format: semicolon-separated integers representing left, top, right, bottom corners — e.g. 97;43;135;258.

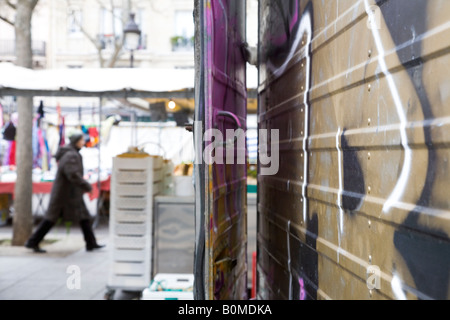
258;0;450;300
375;0;450;300
206;0;248;300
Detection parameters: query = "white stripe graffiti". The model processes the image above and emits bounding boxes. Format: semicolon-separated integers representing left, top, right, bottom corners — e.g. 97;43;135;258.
364;0;412;214
266;8;312;224
336;127;344;262
391;273;407;300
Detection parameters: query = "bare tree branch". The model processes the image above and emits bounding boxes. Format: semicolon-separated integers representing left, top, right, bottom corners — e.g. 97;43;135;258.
30;0;39;10
110;0;116;36
105;0;132;68
0;0;17;25
67;8;105;67
71;11;101;49
5;0;17;10
95;0;122;20
0;15;14;26
66;0;132;68
106;36;124;68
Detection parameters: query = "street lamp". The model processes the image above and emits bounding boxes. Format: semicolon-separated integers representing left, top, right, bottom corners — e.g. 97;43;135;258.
123;13;141;68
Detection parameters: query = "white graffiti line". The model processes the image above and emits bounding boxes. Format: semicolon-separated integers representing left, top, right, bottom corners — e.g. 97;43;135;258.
286;220;293;300
301;12;313;224
265;9;312;223
364;0;412;214
336;128;344;242
267;6;306;78
391;273;407;300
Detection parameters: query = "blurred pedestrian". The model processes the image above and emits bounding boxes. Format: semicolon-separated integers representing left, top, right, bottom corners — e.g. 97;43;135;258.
25;130;105;253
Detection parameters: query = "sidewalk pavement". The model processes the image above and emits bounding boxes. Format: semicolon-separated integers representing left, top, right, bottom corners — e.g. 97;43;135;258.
0;220;140;300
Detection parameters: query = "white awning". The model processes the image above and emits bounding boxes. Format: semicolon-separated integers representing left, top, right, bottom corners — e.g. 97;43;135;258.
0;62;258;98
0;63;195;98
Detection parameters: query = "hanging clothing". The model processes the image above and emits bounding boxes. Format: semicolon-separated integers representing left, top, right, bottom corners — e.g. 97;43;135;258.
3;122;16;141
3;141;11;166
87;127;99;148
0;104;4;129
81;125;89;135
37;100;45;135
37;101;45;119
38;129;48;171
59;116;66;146
32;117;40;168
100;115;118;144
45;137;51;171
8;140;16;166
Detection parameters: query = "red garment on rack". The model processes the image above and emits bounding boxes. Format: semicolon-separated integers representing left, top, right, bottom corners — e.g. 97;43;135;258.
87;127;99;148
8;140;16;166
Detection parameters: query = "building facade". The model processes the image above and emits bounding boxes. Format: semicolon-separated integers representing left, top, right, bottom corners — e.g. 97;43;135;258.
0;0;195;70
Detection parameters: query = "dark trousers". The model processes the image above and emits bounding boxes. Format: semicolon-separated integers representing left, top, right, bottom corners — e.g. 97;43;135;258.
79;219;99;248
26;219;98;248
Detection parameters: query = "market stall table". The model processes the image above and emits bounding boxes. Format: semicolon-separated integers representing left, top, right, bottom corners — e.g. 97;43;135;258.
0;177;111;218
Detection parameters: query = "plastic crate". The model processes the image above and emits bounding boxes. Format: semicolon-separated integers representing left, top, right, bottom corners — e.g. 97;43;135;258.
114;184;148;196
115;170;149;183
114;223;147;236
108;156;163;292
114;197;149;210
115;210;147;223
113;236;148;249
112;249;146;262
141;273;194;300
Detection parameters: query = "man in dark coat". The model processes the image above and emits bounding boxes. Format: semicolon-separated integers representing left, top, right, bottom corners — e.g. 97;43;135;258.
25;130;105;253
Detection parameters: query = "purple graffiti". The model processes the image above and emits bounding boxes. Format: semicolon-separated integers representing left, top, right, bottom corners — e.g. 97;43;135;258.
299;278;306;300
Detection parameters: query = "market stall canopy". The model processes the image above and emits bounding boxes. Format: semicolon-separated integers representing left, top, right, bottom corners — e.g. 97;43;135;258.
0;62;195;99
0;62;258;100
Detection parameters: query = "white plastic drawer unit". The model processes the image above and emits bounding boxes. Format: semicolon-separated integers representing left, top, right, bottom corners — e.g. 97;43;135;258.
108;156;162;291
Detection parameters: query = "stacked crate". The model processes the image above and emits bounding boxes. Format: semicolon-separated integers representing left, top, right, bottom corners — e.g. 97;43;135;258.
161;159;174;195
108;155;163;291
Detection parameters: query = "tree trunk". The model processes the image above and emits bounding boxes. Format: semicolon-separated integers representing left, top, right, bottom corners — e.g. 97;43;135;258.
12;0;39;246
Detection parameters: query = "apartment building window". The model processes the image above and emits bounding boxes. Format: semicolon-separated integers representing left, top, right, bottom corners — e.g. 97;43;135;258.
99;9;145;50
101;8;123;37
68;8;83;36
172;10;194;52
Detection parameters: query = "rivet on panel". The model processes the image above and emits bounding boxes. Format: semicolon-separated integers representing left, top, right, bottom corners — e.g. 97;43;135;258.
301;63;304;68
368;220;372;229
368;186;371;194
301;131;304;136
368;84;372;92
368;152;371;160
368;118;371;126
301;108;304;113
369;289;373;298
369;255;372;263
368;50;372;58
301;86;304;91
